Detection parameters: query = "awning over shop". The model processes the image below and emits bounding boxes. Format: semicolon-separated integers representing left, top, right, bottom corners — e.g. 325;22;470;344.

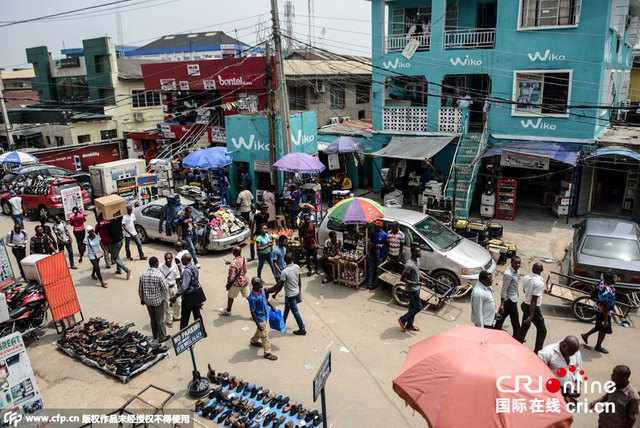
585;147;640;162
371;136;454;160
482;141;580;165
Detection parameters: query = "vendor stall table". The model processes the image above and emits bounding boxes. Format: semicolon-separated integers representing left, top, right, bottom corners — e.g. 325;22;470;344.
337;254;367;290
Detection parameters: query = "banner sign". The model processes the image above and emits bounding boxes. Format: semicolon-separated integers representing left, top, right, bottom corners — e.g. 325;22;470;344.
328;154;340;171
116;177;137;200
60;186;84;220
501;149;550;171
313;351;331;402
171;319;204;356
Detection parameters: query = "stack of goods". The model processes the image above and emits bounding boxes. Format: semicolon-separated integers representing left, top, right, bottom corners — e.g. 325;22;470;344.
195;366;323;428
209;208;246;238
270;229;293;241
340;249;363;262
177;185;204;199
55;318;169;383
487;239;517;265
2;176;57;195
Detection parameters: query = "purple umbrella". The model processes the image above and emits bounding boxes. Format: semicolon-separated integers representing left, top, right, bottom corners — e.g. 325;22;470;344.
324;136;365;154
272;152;326;173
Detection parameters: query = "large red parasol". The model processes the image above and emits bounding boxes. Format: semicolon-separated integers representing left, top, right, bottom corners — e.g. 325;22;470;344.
393;325;573;428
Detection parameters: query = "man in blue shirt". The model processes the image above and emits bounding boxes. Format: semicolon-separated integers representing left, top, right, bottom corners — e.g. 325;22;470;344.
368;221;388;290
247;277;278;361
175;206;200;268
272;235;288;294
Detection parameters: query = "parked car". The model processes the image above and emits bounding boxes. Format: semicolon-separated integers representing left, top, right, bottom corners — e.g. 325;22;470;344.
2;164;93;200
0;178;90;219
568;218;640;291
132;197;251;252
318;207;496;287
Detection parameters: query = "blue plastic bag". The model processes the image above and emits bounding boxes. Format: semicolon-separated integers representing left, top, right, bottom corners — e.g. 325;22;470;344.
268;308;286;333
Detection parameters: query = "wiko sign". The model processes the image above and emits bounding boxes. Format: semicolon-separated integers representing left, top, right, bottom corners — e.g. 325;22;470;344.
520;118;557;130
528;50;566;62
230;130;316;152
382;58;411;69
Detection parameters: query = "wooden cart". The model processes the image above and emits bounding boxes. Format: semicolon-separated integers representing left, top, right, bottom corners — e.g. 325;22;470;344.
545;271;639;323
378;260;471;309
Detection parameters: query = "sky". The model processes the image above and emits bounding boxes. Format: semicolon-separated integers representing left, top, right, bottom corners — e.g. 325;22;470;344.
0;0;372;70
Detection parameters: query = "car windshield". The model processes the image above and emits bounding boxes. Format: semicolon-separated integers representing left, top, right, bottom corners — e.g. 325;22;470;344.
53;182;81;195
413;217;461;251
581;236;640;262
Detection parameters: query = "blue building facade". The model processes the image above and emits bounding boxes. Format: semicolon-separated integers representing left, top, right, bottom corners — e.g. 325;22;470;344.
369;0;640;217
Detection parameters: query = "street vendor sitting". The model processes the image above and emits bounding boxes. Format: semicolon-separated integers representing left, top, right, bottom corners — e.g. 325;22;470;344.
321;231;342;284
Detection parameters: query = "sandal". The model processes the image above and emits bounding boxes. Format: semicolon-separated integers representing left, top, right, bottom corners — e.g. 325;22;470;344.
594;347;609;354
250;341;263;348
264;353;278;361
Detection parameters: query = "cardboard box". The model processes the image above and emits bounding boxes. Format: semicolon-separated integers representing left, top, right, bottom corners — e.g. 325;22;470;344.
542;191;556;206
95;194;127;220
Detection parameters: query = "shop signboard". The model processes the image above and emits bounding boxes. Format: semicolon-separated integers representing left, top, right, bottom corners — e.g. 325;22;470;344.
500;149;550;171
116;177;137;201
253;160;271;173
0;332;45;423
171;319;205;356
0;240;15;290
60;186;84;220
187;64;200;76
328;154;340;170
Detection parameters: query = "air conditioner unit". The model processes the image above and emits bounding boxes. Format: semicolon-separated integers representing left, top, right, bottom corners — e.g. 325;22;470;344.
134;111;146;122
314;82;327;94
329;117;340;124
340;116;351;122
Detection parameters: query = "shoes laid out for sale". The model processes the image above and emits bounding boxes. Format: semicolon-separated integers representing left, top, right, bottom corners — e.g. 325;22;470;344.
196;365;324;427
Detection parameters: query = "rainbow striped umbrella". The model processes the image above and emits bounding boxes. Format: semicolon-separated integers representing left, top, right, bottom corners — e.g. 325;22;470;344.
328;197;384;224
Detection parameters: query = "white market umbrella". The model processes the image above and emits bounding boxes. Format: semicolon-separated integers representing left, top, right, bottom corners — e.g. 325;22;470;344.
0;151;39;165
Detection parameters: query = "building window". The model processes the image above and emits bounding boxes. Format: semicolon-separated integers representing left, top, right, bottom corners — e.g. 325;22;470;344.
330;85;345;109
55;136;64;147
445;3;458;30
289;86;307;110
100;129;118;140
385;76;428;107
520;0;582;29
391;7;431;35
132;90;161;108
611;0;628;35
54;76;89;102
356;83;370;104
95;55;111;74
513;71;571;115
77;135;91;144
46;136;51;145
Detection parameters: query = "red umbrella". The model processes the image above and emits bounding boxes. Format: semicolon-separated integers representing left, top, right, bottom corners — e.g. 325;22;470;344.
393;325;573;428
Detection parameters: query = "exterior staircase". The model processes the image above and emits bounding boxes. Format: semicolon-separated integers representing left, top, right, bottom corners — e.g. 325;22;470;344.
444;127;488;219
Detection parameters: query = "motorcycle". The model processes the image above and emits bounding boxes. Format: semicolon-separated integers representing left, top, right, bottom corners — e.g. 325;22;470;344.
0;282;49;339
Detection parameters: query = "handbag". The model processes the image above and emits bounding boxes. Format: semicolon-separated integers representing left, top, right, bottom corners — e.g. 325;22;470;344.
89;239;103;260
182;266;207;309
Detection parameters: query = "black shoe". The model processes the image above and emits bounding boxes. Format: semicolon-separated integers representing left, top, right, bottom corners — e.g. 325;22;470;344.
277;396;289;409
263;412;276;427
293;330;307;336
217;409;231;424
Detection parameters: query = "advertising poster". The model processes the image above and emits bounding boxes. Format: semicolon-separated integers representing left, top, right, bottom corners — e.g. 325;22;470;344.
0;240;15;290
60;186;83;220
0;332;45;424
116;177;137;202
137;174;159;206
328;154;340;171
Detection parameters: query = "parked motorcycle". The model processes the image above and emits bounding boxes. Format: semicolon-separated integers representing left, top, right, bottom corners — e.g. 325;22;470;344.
0;282;49;339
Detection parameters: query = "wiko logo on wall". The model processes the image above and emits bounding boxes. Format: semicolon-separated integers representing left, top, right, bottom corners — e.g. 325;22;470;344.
520;118;557;130
230;135;269;151
291;129;315;146
382;58;411;69
528;49;566;62
449;55;482;66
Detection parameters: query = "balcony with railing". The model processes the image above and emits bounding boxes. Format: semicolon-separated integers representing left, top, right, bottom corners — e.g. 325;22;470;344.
443;28;495;50
382;106;428;132
385;33;430;53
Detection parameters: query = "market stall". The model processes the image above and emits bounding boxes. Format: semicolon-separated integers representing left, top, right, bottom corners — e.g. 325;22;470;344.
325;197;384;290
182;147;232;205
323;136;362;206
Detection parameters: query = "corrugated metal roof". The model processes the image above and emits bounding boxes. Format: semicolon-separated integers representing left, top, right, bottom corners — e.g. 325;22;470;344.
132;31;248;55
117;58;163;81
284;59;371;77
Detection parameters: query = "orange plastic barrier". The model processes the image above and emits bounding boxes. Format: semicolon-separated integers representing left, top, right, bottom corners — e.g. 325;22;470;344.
36;252;81;322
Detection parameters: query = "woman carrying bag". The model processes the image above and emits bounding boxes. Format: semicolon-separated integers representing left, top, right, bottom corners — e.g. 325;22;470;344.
79;225;108;288
581;271;616;354
171;252;207;337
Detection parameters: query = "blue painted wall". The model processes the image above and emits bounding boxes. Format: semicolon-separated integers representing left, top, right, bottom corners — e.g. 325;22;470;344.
371;0;634;142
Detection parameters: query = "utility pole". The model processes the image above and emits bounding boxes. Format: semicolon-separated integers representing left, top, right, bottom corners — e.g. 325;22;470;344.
265;43;278;188
0;73;14;150
270;0;292;155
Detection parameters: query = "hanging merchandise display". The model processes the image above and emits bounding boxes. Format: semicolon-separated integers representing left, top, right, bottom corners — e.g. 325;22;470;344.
55;318;170;383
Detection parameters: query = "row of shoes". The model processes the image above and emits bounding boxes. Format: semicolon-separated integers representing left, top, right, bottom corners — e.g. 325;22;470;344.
6;176;57;196
57;318;169;376
193;366;323;428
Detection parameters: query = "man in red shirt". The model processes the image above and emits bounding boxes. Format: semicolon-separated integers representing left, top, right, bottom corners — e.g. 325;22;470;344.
298;214;318;276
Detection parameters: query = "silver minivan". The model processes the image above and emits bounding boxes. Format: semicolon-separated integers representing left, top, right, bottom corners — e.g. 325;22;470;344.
318;207;496;287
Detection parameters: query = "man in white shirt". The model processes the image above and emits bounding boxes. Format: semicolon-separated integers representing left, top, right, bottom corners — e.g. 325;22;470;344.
158;252;182;328
122;206;147;261
236;186;254;222
538;336;582;399
471;270;496;328
494;256;521;337
8;190;23;226
516;262;547;353
6;223;28;279
277;254;306;335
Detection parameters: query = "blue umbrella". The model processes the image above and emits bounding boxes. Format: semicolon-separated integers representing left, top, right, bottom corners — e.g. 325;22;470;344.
0;151;39;165
182;147;232;169
324;136;364;154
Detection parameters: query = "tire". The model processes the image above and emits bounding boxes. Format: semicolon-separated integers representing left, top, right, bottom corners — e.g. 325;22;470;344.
392;283;410;308
569;280;595;293
432;270;459;294
135;225;148;244
1;200;10;216
37;205;49;220
572;296;597;323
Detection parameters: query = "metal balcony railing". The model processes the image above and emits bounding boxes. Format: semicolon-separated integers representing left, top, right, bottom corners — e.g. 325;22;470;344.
382;106;428;132
385;33;431;53
444;28;495;50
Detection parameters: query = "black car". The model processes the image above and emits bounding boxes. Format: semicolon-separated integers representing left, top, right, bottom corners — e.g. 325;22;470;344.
2;164;93;200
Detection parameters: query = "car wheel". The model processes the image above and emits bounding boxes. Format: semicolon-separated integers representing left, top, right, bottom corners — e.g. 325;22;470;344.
392;283;410;308
569;280;595;294
572;296;597;323
135;225;148;244
432;270;459;294
1;200;11;216
38;205;49;220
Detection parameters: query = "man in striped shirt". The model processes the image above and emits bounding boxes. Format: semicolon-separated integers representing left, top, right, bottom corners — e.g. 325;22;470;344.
139;257;170;342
